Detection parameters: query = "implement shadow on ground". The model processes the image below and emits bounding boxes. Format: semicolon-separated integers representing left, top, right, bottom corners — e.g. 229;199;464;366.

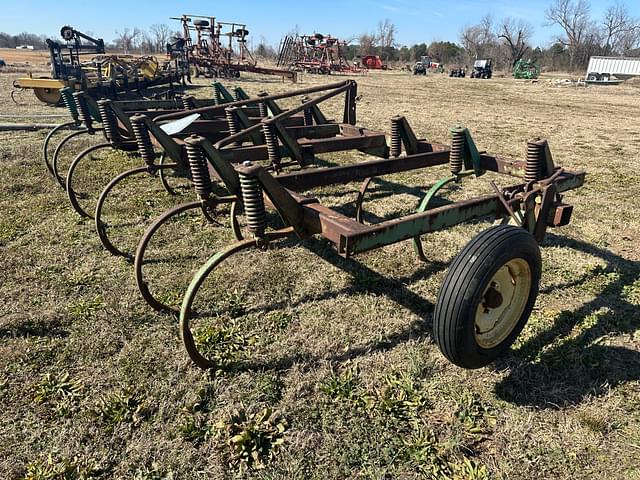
494;233;640;408
0;314;69;340
230;237;446;372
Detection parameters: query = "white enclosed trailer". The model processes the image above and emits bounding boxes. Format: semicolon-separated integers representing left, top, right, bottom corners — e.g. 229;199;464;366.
586;56;640;82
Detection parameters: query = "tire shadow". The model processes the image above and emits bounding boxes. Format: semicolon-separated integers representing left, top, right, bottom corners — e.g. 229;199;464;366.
494;233;640;408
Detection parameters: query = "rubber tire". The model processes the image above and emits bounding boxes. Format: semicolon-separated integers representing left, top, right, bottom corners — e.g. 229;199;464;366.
433;225;541;369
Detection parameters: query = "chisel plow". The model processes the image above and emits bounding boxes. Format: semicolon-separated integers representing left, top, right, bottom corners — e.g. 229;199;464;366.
120;81;586;370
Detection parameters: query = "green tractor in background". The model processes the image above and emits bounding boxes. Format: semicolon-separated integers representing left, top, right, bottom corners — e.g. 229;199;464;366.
513;59;540;80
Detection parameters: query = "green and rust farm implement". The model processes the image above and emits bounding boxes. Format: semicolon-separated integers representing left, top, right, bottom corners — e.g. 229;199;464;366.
41;79;585;370
126;80;585;370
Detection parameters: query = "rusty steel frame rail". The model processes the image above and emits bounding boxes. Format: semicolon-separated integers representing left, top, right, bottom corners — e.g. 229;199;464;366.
95;82;362;260
154;80;356;122
209;145;584;247
298;170;584;257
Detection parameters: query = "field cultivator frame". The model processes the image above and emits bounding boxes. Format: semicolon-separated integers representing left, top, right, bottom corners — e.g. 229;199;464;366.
118;82;585;371
41;78;585;371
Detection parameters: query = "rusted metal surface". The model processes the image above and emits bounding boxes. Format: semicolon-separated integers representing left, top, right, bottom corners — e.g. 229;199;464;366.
276;147;450;191
155;80;353;122
337;172;584;256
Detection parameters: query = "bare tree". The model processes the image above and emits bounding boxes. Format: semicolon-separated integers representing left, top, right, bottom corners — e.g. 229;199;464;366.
255;35;276;59
460;15;496;60
358;33;377;56
619;24;640;54
139;33;155;53
114;27;142;54
498;18;533;66
376;19;397;60
150;24;173;53
545;0;592;69
602;3;640;54
376;19;396;49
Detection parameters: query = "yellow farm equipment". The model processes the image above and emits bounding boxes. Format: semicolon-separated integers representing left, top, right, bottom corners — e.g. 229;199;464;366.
13;26;185;105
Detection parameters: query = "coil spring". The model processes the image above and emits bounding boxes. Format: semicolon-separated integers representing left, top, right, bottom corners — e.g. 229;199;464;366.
181;95;196;110
262;123;281;167
185;137;212;199
226;108;241;146
258;101;268;118
258;92;269;118
61;88;78;120
526;138;546;182
97;100;118;142
449;129;465;176
390;116;402;157
130;117;155;166
303;107;313;126
73;92;93;131
239;166;267;237
302;97;313;126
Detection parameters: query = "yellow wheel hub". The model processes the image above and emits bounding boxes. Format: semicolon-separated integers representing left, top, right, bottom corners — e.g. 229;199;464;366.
33;87;62;105
474;258;531;349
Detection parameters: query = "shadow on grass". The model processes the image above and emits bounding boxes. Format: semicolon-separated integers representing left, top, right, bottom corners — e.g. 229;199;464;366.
495;233;640;408
0;316;69;339
223;237;446;373
223;231;640;406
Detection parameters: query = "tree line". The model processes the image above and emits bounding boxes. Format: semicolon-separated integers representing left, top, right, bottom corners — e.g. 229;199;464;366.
0;25;180;55
340;0;639;70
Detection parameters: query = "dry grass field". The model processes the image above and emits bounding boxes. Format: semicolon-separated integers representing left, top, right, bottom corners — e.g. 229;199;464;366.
0;48;50;66
0;69;639;479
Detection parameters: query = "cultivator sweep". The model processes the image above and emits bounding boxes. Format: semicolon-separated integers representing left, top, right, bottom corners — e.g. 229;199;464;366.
43;80;585;371
173;14;297;82
277;33;363;75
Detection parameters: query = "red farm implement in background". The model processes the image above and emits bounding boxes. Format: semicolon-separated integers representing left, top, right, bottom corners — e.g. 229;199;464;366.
277;33;363;75
171;14;297;82
361;55;387;70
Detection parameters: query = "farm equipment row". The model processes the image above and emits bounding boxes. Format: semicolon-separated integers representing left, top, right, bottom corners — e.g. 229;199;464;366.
14;14;299;106
41;80;584;372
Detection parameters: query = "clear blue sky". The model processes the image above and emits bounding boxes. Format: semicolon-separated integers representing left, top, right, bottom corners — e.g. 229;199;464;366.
1;0;638;48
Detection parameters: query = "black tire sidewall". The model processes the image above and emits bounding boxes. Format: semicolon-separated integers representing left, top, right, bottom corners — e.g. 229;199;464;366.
434;227;541;369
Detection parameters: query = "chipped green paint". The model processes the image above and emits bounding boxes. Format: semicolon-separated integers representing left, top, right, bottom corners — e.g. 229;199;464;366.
345;172;585;256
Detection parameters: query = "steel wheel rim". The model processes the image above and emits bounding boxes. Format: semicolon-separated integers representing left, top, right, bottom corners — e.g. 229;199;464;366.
474;258;531;349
